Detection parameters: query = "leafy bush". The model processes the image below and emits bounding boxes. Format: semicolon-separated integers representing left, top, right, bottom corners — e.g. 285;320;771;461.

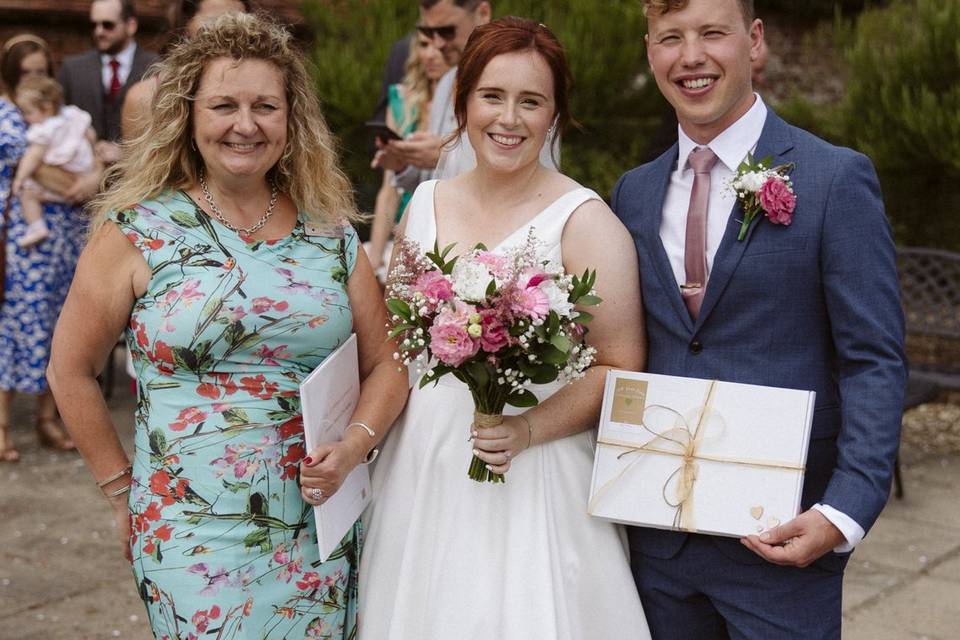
840;0;960;249
303;0;664;213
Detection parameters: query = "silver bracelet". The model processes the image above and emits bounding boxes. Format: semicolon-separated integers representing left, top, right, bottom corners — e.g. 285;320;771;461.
517;413;534;449
346;422;379;464
97;464;132;488
105;483;131;498
346;421;376;438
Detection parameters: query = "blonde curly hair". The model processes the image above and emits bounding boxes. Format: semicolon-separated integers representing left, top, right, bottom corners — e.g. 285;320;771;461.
90;12;359;230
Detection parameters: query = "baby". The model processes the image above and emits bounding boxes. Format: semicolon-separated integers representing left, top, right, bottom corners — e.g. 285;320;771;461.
12;76;96;248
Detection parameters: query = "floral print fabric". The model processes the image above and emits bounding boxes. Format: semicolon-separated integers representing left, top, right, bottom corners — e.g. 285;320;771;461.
0;97;87;394
111;191;359;639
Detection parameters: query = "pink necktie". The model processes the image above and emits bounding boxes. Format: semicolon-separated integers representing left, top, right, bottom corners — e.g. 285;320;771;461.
682;146;719;320
108;59;121;101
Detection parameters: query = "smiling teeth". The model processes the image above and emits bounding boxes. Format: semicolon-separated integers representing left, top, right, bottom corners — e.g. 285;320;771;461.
227;143;258;150
491;134;522;145
682;78;714;90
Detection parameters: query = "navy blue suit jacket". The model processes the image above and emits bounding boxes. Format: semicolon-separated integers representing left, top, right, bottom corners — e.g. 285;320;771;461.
611;110;907;568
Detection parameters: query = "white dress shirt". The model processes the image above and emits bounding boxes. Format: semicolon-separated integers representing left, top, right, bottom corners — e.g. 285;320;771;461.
100;41;138;92
659;94;864;553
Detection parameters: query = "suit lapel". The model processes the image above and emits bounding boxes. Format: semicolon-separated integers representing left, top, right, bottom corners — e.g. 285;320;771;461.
694;110;795;330
642;145;696;333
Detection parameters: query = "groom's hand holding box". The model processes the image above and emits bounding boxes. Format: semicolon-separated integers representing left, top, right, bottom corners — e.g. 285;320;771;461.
589;370;815;538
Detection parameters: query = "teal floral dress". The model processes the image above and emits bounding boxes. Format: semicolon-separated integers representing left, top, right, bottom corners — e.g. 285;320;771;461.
111;191;360;639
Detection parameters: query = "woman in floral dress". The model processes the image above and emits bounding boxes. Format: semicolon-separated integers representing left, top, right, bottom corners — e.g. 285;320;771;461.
0;35;99;461
47;14;407;639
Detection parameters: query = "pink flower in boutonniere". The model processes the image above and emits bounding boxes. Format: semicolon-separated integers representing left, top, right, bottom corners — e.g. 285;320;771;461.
758;178;796;225
730;153;796;240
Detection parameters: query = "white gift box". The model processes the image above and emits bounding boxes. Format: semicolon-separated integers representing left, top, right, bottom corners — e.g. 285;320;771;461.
588;370;815;538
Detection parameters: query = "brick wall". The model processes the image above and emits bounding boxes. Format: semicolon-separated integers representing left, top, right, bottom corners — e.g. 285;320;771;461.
0;0;306;69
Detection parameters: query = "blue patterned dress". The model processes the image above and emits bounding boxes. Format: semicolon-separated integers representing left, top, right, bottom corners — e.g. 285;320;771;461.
111;191;360;639
0;97;87;393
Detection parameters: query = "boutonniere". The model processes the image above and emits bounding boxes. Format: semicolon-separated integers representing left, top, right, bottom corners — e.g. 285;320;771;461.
730;154;796;241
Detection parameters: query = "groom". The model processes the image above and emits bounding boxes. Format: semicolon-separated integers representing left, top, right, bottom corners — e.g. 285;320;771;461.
612;0;906;637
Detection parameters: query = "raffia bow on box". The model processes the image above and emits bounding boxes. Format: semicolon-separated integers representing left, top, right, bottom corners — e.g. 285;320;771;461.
589;380;806;532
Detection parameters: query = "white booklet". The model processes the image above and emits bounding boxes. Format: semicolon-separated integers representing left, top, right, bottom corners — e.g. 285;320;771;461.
299;333;370;561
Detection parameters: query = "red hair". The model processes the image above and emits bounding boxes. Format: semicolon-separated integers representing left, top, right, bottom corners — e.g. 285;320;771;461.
451;16;573;159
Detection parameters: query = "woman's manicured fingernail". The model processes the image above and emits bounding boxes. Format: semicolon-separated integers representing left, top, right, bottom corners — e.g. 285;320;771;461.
471;430;478;437
472;449;479;456
304;457;313;465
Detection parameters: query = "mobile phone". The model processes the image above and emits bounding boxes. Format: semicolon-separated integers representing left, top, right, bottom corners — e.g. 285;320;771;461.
365;120;402;144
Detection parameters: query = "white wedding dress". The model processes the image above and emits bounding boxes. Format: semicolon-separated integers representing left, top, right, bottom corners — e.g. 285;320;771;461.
359;180;651;640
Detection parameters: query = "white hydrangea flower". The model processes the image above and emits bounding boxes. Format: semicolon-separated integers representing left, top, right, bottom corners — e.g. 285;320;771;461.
450;258;493;302
539;280;575;317
740;171;767;192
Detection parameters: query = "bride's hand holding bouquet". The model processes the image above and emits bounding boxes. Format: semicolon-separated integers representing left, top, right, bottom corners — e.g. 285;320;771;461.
385;231;601;483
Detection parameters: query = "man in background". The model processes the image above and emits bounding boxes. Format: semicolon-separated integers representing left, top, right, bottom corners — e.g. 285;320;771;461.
58;0;157;163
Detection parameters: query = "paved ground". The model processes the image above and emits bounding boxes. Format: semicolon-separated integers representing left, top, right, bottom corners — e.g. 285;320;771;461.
1;370;957;640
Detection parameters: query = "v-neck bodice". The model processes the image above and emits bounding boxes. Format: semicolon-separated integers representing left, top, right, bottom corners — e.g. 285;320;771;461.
405;179;601;264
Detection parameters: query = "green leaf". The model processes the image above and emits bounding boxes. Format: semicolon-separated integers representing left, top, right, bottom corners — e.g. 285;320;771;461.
224;321;246;347
148;429;168;456
465;360;491;388
222;408;250;426
574;310;594;324
578;294;602;306
505;389;538;408
171;211;202;228
540;345;568;365
243;527;270;550
222;479;252;493
550;334;572;353
519;360;559;384
386;298;412;319
146;380;181;390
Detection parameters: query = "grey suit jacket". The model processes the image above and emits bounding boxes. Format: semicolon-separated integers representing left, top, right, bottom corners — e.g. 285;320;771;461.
58;44;158;142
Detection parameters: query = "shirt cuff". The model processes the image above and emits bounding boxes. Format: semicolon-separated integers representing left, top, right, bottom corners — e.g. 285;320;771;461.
812;503;865;553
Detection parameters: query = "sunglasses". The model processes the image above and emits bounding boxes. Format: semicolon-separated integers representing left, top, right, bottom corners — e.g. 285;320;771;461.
90;20;118;30
416;24;457;41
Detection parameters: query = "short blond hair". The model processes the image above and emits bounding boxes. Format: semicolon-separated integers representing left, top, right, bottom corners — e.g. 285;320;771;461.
644;0;754;27
91;12;359;230
14;75;63;113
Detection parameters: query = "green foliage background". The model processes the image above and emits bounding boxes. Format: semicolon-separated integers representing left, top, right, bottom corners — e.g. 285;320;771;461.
303;0;959;250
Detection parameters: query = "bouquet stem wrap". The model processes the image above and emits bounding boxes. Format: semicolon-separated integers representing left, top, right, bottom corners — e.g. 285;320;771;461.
469;408;506;483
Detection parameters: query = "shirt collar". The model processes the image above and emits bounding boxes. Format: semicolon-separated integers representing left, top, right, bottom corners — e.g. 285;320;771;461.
101;41;137;68
676;94;768;173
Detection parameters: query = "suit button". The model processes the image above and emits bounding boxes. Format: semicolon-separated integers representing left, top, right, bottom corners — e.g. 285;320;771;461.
689;340;703;354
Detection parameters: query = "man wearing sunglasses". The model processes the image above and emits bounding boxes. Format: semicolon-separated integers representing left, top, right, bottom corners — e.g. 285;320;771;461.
376;0;552;188
58;0;157;164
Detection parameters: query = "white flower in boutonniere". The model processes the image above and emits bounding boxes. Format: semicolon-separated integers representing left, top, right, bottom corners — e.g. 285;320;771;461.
729;153;797;241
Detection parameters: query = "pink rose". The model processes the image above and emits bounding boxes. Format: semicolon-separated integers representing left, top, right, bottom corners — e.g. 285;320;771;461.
759;178;796;225
429;322;479;366
412;271;454;303
479;309;510;353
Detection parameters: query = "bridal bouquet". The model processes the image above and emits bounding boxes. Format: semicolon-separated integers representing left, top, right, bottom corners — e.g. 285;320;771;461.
385;231;601;483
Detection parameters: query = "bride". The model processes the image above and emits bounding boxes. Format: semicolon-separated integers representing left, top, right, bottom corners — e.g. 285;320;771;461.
359;17;650;640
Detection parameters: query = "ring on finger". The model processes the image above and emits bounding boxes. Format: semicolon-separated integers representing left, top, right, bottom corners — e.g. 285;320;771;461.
311;487;323;501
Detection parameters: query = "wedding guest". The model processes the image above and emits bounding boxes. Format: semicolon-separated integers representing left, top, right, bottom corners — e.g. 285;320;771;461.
612;0;906;637
0;34;100;462
365;30;450;278
371;34;413;126
58;0;158;164
121;0;251;139
12;76;97;248
47;14;407;638
360;17;650;638
374;1;558;187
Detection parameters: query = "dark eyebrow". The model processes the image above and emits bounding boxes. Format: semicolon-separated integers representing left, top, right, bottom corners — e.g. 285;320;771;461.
476;85;549;101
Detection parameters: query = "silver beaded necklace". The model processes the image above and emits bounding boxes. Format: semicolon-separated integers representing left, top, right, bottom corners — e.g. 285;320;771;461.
199;168;279;236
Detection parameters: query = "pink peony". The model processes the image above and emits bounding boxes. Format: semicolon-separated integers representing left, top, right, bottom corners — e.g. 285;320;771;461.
429;324;479;366
479;309;510;353
758;178;796;225
413;271;454;303
523;269;549;288
429;314;480;366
